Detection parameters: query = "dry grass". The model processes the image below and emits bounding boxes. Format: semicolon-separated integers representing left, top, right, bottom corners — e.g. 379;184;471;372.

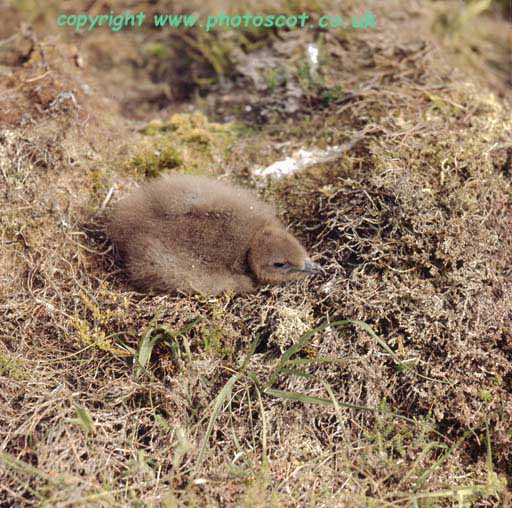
1;1;511;507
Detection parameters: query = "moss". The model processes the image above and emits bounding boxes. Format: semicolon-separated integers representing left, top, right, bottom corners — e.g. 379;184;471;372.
131;143;182;178
70;288;132;356
131;112;240;178
144;43;170;60
264;69;281;92
0;353;27;380
480;390;493;403
168;112;234;145
200;325;233;359
271;304;315;353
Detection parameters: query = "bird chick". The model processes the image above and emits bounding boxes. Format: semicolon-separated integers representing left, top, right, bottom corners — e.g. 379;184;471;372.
107;174;322;295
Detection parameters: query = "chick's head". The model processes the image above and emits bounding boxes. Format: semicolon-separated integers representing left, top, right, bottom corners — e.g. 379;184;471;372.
248;226;323;284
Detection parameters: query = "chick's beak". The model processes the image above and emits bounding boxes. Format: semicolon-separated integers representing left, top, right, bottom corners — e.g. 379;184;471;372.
301;259;324;275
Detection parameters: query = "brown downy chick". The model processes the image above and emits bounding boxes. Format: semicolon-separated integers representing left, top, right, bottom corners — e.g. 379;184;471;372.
107;174;322;295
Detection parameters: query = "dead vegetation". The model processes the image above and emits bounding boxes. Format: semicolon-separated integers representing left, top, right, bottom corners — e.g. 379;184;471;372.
1;1;511;507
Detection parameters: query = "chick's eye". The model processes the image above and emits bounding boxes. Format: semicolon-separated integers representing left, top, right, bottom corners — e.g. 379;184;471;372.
273;262;286;268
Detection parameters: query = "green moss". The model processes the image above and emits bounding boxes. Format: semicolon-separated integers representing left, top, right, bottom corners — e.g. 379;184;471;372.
264;69;281;92
435;0;492;34
131;144;182;178
144;43;170;59
479;390;493;403
320;84;346;103
131;112;243;178
0;353;27;380
140;119;168;137
199;324;233;359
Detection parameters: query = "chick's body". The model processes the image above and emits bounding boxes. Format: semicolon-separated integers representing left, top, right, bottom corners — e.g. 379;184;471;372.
108;175;318;295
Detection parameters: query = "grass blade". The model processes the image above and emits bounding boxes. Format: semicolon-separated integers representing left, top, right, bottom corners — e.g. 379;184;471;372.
265;388;418;425
65;405;95;434
267;319;399;388
239;335;261;373
194;374;239;473
264;388;332;406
